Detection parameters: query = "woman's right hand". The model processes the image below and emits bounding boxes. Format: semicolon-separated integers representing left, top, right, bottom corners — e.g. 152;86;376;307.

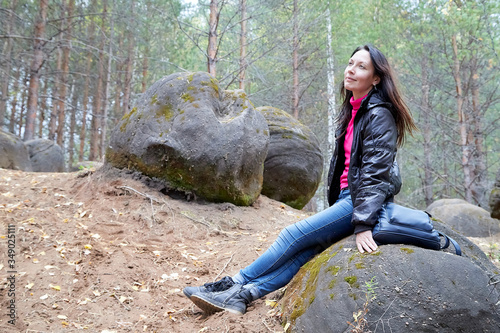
355;230;378;253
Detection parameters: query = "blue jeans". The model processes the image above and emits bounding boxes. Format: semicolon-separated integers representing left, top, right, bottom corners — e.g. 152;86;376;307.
233;190;354;298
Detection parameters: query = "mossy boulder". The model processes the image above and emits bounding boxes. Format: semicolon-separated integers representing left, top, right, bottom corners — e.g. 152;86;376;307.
427;199;500;237
280;233;500;332
106;71;269;206
0;130;32;171
25;139;65;172
257;106;323;209
490;169;500;219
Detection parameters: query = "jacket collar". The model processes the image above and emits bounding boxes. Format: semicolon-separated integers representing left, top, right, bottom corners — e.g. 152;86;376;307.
335;89;392;137
360;89;390;110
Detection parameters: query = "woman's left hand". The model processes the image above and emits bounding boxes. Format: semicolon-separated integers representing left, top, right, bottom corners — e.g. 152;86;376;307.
355;230;378;253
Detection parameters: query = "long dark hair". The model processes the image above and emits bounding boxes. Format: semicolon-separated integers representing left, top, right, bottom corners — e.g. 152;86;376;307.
337;44;417;147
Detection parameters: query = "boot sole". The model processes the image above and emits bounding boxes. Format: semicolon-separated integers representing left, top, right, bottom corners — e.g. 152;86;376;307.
190;295;244;315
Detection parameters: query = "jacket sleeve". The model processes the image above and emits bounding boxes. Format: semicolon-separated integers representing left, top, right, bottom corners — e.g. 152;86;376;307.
351;107;398;234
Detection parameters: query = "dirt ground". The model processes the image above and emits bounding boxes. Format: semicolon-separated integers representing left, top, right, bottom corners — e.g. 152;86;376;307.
0;166;314;333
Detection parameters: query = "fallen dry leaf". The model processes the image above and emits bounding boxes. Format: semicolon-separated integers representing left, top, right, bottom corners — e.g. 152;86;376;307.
44;265;59;270
49;284;61;291
265;299;277;307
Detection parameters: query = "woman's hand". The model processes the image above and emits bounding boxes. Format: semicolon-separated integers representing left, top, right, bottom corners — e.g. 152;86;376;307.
355;230;378;253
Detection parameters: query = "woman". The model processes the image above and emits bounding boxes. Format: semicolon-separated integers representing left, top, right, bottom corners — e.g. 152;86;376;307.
183;44;416;315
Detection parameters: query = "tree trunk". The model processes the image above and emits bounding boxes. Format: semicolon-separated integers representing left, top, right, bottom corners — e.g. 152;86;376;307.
114;38;124;123
239;0;247;90
122;0;135;115
292;0;299;119
89;0;107;161
142;47;149;93
0;0;18;129
38;80;48;137
470;55;486;206
207;0;218;77
9;69;20;134
68;80;78;169
19;72;29;137
49;7;65;142
24;0;48;141
49;46;62;140
56;0;75;147
325;5;335;209
101;0;115;156
451;34;472;203
421;53;433;207
79;10;96;161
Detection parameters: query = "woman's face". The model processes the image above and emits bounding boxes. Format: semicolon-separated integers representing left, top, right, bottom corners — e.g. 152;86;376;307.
344;50;380;100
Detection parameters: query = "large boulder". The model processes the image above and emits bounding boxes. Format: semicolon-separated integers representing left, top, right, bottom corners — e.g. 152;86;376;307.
106;71;269;206
427;199;500;237
25;139;65;172
280;233;500;333
257;107;323;210
490;169;500;219
0;130;32;171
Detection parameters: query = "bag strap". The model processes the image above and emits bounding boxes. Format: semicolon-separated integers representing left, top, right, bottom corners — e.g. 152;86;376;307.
438;231;462;256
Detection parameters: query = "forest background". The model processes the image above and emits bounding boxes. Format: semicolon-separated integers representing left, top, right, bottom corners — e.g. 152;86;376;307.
0;0;498;212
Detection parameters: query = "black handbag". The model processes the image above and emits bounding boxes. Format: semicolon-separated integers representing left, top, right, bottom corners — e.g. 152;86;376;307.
373;202;461;255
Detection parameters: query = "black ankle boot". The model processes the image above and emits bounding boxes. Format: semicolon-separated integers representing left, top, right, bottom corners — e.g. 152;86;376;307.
190;284;254;315
183;276;235;299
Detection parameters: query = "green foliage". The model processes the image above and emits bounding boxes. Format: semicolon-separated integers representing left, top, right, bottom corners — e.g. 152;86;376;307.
1;0;498;209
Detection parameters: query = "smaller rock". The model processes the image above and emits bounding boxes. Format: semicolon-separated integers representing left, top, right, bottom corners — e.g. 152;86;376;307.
0;130;32;171
489;169;500;219
25;139;65;172
258;106;323;209
427;198;500;237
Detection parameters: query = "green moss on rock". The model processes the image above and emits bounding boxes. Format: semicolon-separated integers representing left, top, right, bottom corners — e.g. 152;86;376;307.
151;94;158;105
119;107;137;132
344;276;359;288
181;93;195;103
282;248;339;326
327;265;341;276
400;247;415;254
105;146;258;206
155;103;174;120
355;262;366;269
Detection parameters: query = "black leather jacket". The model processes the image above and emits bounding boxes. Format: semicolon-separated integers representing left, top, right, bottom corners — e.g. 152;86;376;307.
327;90;401;234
